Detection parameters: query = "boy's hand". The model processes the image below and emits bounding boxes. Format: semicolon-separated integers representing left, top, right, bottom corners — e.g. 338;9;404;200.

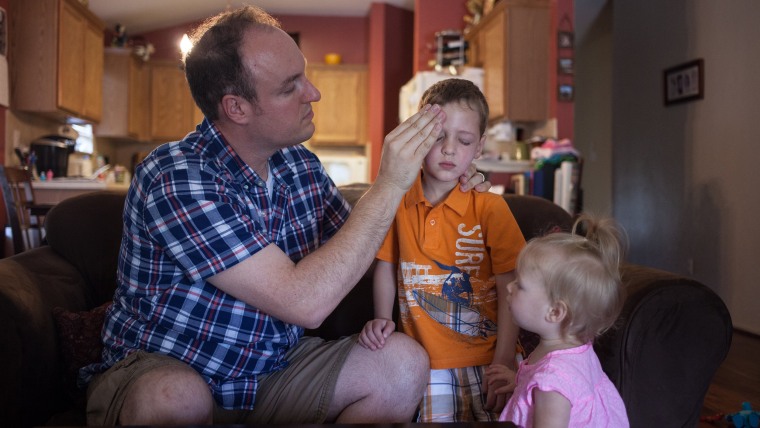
459;163;492;193
358;318;396;350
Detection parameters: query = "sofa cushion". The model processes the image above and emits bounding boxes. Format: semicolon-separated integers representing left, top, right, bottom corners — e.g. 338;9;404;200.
44;191;126;305
503;193;574;240
52;302;111;380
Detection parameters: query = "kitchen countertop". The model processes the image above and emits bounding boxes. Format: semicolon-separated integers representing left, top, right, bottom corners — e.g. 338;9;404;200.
31;178;130;191
31;179;130;204
474;158;533;173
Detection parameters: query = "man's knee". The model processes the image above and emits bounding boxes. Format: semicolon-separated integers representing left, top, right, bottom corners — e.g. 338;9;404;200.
384;333;430;386
121;364;213;425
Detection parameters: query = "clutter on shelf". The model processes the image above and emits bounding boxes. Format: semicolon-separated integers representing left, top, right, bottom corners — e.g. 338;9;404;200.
432;30;467;72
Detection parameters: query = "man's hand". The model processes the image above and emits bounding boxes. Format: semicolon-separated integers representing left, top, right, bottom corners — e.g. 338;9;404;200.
375;104;445;192
358;318;396;350
459;163;492;193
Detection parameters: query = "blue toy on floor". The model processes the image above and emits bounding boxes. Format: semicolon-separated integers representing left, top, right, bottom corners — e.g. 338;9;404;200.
728;402;760;428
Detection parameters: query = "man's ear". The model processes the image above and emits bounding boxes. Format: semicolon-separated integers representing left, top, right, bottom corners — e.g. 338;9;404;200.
546;300;568;324
220;94;249;125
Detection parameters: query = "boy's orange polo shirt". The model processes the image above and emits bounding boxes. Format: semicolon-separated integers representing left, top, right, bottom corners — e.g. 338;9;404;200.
377;174;525;369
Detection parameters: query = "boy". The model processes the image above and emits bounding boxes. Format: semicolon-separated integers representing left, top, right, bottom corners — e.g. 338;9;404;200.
358;79;526;421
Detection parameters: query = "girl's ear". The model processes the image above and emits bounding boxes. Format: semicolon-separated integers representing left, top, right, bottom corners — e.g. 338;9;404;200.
546;300;568;324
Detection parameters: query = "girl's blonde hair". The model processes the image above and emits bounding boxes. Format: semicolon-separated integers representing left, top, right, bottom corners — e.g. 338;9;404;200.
517;214;627;343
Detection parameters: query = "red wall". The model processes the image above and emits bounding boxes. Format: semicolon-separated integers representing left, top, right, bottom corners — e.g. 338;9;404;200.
140;15;369;64
368;3;415;180
414;0;467;74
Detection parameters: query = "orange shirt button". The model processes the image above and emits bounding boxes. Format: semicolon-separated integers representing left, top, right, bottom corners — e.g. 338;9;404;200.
430;219;436;226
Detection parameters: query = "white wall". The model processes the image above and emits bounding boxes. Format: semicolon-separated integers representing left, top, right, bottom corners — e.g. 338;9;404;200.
577;0;760;334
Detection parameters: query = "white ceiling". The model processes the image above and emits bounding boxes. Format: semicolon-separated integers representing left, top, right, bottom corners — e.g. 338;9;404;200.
88;0;415;34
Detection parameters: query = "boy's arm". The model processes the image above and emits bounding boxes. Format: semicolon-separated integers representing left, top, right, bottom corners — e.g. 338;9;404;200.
484;271;519;412
373;259;397;320
358;259;398;350
494;271;519;370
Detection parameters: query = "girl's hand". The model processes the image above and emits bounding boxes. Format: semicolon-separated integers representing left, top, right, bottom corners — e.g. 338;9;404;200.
357;318;396;350
485;364;517;395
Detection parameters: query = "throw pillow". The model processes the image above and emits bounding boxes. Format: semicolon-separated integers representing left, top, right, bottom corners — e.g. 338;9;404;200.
52;302;111;378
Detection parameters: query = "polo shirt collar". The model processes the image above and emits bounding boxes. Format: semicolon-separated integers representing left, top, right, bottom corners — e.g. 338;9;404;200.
404;171;472;216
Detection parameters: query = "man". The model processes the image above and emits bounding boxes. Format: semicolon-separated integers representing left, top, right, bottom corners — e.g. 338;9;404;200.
82;5;490;425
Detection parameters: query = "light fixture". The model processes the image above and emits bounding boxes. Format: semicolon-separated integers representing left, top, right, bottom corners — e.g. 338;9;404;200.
180;34;193;57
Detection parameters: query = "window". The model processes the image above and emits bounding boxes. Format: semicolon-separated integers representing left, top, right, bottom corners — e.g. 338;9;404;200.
71;123;93;154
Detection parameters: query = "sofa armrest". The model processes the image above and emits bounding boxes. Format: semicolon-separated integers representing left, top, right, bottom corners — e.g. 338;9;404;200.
594;264;732;427
0;247;92;427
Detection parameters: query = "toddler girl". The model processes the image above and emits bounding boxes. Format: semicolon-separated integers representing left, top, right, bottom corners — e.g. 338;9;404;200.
489;214;629;427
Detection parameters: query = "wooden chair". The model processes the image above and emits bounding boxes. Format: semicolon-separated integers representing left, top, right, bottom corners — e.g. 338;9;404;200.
0;166;55;254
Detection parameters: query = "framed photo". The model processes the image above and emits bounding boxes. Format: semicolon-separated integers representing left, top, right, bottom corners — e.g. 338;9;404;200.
558;57;574;75
664;59;704;105
558;31;574;49
558;84;574;102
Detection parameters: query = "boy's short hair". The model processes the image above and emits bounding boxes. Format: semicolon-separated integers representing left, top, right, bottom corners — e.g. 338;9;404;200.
419;78;489;136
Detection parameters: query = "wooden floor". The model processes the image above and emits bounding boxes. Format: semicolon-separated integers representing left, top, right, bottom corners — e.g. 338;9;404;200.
699;329;760;427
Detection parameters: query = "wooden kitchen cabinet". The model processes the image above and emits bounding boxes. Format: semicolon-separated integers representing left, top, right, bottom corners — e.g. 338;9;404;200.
96;48;150;141
465;0;551;122
11;0;105;122
149;60;202;142
307;64;368;146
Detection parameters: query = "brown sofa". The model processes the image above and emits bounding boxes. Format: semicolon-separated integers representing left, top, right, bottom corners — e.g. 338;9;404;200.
0;184;732;427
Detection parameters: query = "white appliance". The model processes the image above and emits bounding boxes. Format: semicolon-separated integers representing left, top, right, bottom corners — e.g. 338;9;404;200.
317;152;369;186
398;67;484;122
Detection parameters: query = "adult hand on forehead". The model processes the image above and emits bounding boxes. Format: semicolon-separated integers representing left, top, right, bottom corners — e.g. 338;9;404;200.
375;104;445;192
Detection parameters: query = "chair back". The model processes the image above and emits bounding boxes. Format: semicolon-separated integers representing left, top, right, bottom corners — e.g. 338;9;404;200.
0;166;53;253
0;166;26;255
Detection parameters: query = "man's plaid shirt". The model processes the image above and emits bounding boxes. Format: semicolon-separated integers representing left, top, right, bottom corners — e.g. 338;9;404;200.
79;119;351;409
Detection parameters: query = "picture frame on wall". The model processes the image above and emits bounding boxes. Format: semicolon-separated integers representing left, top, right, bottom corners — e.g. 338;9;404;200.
664;59;704;105
558;84;574;102
558;57;574;75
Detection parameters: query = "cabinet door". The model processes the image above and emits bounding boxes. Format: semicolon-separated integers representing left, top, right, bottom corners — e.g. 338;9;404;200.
150;62;196;142
308;65;367;146
99;49;150;141
57;0;85;116
481;12;506;120
128;59;151;141
11;0;104;121
465;0;550;122
81;20;104;121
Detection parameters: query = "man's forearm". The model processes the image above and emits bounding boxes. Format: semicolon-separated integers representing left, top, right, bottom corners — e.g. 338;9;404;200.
290;181;406;324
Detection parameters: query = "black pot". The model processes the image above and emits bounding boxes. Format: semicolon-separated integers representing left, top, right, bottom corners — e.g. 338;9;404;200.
30;136;75;178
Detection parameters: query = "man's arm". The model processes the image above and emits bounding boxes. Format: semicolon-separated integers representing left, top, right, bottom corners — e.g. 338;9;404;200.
209;105;444;328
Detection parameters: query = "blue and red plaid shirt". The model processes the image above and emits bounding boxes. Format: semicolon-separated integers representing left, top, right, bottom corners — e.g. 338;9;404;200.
80;119;351;409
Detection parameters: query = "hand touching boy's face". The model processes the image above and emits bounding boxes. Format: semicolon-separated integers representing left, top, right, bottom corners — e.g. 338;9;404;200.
423;101;485;184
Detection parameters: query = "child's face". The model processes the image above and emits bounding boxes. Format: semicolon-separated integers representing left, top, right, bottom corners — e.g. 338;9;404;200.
422;101;485;183
507;268;553;334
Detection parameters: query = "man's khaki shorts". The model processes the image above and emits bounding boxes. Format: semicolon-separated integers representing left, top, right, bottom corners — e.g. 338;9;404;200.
86;334;357;425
